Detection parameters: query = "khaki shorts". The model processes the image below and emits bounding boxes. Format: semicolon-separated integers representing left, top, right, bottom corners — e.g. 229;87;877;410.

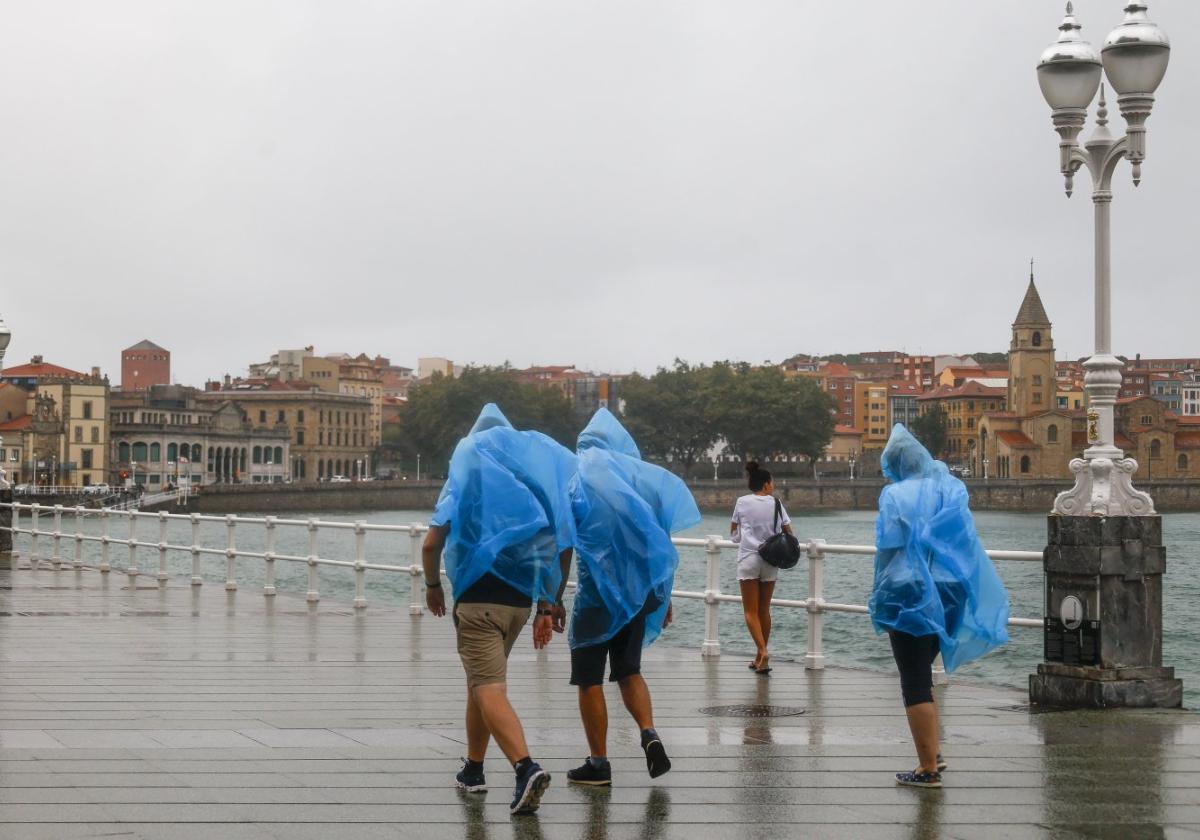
454;602;531;688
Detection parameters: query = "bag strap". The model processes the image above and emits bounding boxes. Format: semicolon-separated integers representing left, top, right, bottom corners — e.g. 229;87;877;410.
772;497;782;534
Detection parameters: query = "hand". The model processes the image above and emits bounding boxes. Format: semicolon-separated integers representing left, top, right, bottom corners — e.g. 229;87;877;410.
425;585;446;617
663;602;674;630
551;602;567;633
532;614;553;649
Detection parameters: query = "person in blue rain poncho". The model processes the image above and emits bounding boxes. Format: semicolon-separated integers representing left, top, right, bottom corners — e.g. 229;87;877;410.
421;404;576;815
868;424;1010;789
549;408;701;786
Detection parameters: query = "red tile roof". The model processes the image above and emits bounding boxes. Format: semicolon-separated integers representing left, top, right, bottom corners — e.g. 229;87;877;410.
1071;431;1136;450
1175;431;1200;450
833;425;862;436
2;361;88;379
918;381;1006;401
0;415;32;431
821;363;854;378
995;430;1038;450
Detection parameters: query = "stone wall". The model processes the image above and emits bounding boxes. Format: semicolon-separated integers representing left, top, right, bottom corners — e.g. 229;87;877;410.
162;477;1200;515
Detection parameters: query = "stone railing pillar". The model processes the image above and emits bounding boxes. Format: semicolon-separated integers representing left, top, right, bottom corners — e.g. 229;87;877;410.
0;488;12;556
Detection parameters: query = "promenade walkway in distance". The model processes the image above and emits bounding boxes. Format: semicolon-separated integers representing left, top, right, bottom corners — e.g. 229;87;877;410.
0;561;1196;840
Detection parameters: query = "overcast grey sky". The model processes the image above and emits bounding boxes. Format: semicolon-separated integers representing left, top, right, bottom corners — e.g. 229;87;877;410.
1;1;1197;386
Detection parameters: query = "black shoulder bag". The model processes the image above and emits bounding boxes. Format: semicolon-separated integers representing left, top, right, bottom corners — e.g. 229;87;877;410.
757;498;801;570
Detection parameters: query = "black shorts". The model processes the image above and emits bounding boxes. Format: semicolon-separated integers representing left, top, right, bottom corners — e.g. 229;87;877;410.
570;611;647;687
888;631;940;707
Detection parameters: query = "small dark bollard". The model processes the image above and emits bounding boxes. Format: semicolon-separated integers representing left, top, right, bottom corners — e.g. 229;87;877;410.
1030;515;1182;709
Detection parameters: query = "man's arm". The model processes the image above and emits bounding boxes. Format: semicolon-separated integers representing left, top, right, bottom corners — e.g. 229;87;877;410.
551;548;573;633
422;524;448;617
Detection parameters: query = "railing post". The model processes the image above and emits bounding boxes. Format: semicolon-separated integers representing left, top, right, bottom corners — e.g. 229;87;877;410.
190;513;202;586
51;505;63;570
224;515;237;591
306;519;320;603
126;513;139;577
157;511;169;582
805;538;827;670
29;503;40;568
99;509;111;573
933;654;949;686
353;520;367;609
701;534;721;658
73;505;84;570
263;516;277;597
409;523;425;616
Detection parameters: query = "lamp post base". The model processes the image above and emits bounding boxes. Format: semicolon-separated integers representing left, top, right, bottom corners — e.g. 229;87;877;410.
1052;455;1155;516
1031;663;1182;709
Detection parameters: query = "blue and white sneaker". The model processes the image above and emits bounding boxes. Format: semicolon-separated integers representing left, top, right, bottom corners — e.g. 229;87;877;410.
456;759;487;793
510;762;551;814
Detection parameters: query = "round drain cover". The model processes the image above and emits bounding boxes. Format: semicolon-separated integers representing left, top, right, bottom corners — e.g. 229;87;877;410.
699;704;806;718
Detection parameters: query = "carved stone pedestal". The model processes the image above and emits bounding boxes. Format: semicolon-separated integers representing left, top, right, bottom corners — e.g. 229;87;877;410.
1029;514;1182;709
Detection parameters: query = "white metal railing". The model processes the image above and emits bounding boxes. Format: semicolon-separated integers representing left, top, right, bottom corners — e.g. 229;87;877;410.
0;502;1043;672
11;485;115;496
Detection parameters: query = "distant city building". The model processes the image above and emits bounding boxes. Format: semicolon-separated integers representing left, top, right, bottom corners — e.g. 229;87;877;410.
248;347;314;381
110;385;292;487
417;357;455;381
121;340;170;392
302;354;385;449
887;381;923;430
853;381;890;449
0;356;110;487
514;365;624;425
199;378;373;482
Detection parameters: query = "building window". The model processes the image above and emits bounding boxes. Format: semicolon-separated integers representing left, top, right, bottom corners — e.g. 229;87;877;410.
298;410;305;422
150;443;161;462
319;430;324;445
1048;424;1058;443
81;449;93;469
274;446;283;464
119;442;130;462
82;401;93;419
1032;332;1042;347
1150;439;1162;459
259;410;267;423
278;410;285;423
253;446;263;464
1033;392;1042;404
1178;453;1189;470
1020;455;1031;474
1141;415;1153;425
74;426;83;443
132;442;148;461
1033;375;1042;386
167;443;178;462
91;427;99;443
297;430;305;445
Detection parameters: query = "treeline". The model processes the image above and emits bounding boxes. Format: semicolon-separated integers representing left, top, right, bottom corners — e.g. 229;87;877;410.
383;362;837;477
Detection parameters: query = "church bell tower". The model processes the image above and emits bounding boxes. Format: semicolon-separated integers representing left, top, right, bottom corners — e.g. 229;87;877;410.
1009;265;1055;417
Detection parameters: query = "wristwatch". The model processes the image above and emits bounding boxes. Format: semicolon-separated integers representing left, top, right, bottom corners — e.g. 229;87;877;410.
537;608;554;617
425;580;442;588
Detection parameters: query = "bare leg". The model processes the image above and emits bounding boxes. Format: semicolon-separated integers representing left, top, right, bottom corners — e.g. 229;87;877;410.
903;701;941;773
757;581;776;665
739;579;767;665
472;682;530;765
578;685;609;758
618;674;654;731
465;688;491;763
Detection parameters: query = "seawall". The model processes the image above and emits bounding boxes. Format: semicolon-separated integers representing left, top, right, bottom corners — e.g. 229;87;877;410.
127;478;1200;515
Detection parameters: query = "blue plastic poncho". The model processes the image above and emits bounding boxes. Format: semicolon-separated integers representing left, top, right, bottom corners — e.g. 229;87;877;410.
431;404;576;603
867;424;1010;672
568;408;702;650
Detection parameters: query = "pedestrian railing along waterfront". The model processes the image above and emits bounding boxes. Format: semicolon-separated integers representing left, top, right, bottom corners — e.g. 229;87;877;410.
0;502;1043;672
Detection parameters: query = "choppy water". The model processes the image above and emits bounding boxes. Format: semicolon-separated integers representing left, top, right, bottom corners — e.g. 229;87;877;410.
17;507;1200;707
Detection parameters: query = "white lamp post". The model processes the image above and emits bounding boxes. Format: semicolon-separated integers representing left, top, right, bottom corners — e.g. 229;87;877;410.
1038;2;1169;516
0;314;10;377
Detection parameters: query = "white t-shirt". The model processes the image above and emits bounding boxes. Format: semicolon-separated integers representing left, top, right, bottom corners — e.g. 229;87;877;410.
731;494;792;561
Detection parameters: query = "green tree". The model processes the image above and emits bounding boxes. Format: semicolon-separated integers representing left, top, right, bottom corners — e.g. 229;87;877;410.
711;364;836;473
389;366;577;472
620;361;721;478
909;406;949;460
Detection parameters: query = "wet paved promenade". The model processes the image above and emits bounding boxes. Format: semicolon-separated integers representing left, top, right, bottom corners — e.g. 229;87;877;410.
0;561;1197;839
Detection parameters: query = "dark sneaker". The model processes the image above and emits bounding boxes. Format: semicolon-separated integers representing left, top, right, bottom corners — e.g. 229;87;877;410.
456;758;487;793
641;732;671;779
510;763;551;815
567;758;612;787
936;753;947;772
896;770;942;789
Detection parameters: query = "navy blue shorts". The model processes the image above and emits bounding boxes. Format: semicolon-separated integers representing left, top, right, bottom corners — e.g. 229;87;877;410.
570;611;647;687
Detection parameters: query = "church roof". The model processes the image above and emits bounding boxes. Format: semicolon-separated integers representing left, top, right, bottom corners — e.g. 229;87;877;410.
995;430;1038;450
125;340;167;352
1013;278;1051;328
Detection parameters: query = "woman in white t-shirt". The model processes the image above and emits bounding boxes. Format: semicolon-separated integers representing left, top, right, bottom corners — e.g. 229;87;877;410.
730;462;793;674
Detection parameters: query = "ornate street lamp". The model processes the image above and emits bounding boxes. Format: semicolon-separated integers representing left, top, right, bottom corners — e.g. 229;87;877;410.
1037;2;1169;516
0;313;10;376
